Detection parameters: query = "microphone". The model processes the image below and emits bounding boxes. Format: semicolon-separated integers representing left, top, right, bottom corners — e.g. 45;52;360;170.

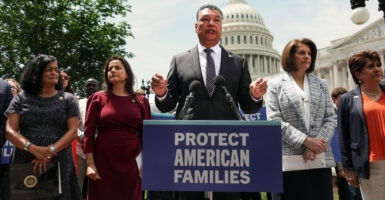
214;75;243;120
176;80;201;120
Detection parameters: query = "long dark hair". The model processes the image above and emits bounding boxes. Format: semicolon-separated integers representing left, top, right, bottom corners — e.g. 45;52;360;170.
103;56;138;102
21;54;62;95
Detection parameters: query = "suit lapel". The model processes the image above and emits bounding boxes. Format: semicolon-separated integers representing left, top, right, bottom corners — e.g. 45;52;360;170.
281;74;306;125
308;75;321;125
218;46;230;76
352;87;365;123
190;45;205;85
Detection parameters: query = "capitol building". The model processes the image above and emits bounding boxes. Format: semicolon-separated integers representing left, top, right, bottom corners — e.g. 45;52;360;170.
315;18;385;91
220;0;385;92
220;0;281;81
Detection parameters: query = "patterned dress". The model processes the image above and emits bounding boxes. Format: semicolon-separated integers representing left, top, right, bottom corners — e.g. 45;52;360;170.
83;92;150;200
4;90;81;200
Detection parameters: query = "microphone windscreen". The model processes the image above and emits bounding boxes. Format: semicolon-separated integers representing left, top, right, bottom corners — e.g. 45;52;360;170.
189;80;201;92
214;75;226;87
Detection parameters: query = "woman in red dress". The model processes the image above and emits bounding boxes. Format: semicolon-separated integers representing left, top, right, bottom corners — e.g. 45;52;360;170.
83;56;150;200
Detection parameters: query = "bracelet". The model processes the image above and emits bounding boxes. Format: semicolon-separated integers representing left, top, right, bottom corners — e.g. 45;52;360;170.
23;141;32;151
48;145;57;153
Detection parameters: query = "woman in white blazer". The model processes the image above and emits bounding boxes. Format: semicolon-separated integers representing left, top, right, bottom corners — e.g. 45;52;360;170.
266;38;336;200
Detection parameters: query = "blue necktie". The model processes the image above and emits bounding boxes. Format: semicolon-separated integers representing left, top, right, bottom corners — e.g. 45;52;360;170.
204;48;215;95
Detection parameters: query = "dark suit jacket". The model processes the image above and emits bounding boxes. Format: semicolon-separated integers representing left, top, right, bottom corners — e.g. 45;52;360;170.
155;45;262;120
0;79;13;150
337;84;385;178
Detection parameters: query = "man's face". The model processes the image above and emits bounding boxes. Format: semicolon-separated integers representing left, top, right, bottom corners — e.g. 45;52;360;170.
195;8;222;48
85;80;99;97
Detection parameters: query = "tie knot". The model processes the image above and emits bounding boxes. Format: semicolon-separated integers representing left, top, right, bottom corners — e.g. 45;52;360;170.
204;48;213;54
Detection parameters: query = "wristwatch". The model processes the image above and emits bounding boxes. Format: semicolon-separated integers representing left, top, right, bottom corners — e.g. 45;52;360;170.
48;145;57;153
24;141;32;151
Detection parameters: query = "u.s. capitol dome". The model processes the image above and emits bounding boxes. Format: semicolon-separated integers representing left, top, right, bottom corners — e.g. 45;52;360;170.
221;0;281;79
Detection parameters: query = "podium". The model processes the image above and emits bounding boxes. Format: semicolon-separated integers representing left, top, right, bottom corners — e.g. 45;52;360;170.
142;120;282;193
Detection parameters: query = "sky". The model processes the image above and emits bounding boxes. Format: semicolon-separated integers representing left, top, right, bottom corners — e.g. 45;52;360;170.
125;0;383;88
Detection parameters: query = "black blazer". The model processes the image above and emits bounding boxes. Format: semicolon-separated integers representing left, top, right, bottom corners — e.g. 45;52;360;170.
0;79;13;150
337;84;385;178
155;45;262;120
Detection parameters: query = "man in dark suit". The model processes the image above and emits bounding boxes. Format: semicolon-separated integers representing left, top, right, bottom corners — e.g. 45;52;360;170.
0;79;13;195
151;4;267;200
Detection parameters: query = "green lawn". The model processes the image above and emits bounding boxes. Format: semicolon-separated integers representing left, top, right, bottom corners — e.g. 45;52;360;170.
260;192;269;200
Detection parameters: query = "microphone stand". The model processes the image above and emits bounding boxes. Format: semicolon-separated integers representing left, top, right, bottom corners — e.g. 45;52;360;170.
214;75;244;121
176;95;193;120
176;80;201;120
223;88;244;120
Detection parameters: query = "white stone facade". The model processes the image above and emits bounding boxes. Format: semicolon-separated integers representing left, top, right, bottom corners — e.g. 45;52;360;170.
220;0;281;81
315;18;385;92
221;0;385;93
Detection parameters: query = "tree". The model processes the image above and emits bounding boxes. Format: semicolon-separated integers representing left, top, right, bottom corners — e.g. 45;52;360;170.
0;0;133;97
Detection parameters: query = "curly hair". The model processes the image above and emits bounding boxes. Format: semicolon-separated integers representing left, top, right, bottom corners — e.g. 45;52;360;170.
20;54;62;95
103;56;138;102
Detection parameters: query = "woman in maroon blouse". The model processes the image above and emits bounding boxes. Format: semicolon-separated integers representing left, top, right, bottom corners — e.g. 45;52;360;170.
83;56;150;200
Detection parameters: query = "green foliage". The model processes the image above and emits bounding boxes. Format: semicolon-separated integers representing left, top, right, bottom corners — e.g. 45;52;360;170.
0;0;133;97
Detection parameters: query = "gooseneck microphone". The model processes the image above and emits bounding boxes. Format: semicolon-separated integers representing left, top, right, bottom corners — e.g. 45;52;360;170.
214;75;243;120
176;80;202;120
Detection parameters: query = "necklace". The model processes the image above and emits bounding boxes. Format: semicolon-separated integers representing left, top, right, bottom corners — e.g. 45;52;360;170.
362;89;382;101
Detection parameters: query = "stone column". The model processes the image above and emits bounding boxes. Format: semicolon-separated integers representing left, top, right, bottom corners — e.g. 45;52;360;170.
269;56;274;75
325;69;335;91
256;56;260;74
249;55;254;73
344;59;355;90
332;63;339;89
263;56;266;74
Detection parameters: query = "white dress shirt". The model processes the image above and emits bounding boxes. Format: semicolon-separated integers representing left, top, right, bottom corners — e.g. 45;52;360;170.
197;43;221;87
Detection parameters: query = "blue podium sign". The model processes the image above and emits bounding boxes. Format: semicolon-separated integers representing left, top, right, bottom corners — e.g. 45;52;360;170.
142;120;282;192
1;141;13;164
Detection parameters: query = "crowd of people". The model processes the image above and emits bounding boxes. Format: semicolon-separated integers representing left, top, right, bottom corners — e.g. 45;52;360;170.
0;3;384;200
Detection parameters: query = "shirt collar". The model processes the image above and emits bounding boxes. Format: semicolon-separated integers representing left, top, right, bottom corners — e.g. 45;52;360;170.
198;43;221;54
